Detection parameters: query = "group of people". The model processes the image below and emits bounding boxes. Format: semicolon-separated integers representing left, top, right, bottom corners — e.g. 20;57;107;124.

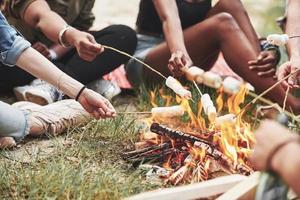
0;0;299;195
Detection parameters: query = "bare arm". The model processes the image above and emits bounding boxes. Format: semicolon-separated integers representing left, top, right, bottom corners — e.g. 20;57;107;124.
16;47;115;119
286;0;300;59
251;120;300;195
22;0;103;61
153;0;192;76
272;142;300;195
277;0;300;89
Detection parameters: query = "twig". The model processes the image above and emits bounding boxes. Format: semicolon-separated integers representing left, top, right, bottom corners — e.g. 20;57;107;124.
238;68;300;117
193;81;203;96
283;86;290;112
118;111;152;115
103;45;167;80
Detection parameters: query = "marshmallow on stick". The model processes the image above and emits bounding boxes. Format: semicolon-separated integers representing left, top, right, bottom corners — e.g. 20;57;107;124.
201;94;217;122
203;72;223;89
267;34;289;46
223;77;242;95
151;105;185;118
215;114;237;128
183;66;205;83
166;76;192;99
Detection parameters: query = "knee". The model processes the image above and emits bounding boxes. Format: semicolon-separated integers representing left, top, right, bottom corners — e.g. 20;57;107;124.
214;12;240;32
107;25;137;53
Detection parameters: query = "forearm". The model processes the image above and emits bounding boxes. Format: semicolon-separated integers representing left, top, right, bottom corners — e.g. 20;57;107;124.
162;18;188;55
286;0;300;60
16;47;82;98
272;142;300;195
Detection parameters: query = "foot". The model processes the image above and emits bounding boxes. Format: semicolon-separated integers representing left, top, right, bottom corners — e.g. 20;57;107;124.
0;137;16;149
13;79;43;101
25;81;63;105
14;100;91;136
87;79;121;100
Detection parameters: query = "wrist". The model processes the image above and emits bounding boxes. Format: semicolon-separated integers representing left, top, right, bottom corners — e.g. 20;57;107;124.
272;142;300;173
59;26;76;47
270;136;300;172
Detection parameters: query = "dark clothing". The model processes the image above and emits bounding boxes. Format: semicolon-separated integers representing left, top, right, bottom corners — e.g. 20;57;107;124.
136;0;212;35
0;25;137;92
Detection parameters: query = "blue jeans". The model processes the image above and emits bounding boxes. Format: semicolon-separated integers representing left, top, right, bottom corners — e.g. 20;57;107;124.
0;101;30;141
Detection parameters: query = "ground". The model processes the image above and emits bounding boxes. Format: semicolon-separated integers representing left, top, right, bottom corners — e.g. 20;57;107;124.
0;1;298;200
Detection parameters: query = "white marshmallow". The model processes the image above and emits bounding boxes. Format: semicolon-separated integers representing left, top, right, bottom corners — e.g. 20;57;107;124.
207;106;217;123
222;77;242;95
184;66;205;83
267;34;289;46
166;76;192;99
151;105;185;118
201;93;217;122
215;114;237;128
203;72;223;89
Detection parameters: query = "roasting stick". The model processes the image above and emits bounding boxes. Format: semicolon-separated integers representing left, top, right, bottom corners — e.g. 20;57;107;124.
237;68;300;118
103;45;167;80
118;111;151;115
193;80;203;96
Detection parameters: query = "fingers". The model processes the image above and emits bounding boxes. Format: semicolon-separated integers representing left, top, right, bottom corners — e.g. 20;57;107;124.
257;68;276;77
76;33;104;62
249;63;274;72
168;52;190;77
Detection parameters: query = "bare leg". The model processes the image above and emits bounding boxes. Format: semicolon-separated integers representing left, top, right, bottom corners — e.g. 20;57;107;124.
144;13;300;113
207;0;261;53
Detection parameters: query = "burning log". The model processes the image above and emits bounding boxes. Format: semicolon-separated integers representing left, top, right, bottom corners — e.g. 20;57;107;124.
150;123;253;176
150;123;211;145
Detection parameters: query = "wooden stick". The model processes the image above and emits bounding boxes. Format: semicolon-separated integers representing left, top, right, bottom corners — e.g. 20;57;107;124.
247;91;299;122
193;80;203;96
217;172;260;200
103;45;167;80
126;175;247;200
239;68;300;115
118;111;152;115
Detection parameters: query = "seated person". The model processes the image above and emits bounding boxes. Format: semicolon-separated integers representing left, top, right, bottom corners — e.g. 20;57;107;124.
0;11;115;148
0;0;137;104
125;0;300;114
251;120;300;196
276;0;300;89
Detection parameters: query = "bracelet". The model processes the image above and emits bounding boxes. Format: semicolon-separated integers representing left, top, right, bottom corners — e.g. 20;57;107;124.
75;86;86;101
58;25;72;47
266;137;300;171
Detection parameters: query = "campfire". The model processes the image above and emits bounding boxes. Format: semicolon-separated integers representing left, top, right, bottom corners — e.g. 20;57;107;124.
123;85;255;186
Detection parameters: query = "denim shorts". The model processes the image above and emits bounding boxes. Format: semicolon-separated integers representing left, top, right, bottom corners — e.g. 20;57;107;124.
0;101;30;141
125;34;164;87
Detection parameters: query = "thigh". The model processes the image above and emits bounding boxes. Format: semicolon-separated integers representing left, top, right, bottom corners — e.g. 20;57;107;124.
0;64;34;93
63;25;137;84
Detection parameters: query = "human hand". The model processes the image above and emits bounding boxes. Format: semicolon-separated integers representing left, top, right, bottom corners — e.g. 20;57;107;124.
65;29;104;61
251;120;297;171
277;59;300;89
32;42;51;59
168;50;193;77
248;51;278;78
78;88;116;119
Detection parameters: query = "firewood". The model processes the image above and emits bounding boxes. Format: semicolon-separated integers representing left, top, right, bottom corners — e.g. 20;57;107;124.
150;123;253;176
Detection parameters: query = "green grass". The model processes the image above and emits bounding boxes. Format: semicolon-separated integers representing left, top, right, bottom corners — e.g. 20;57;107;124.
0;115;160;200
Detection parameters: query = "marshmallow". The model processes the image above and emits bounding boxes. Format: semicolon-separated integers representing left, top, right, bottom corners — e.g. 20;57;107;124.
267;34;289;46
151;105;185;118
215;114;237;128
166;76;192;99
201;94;217;122
203;72;223;89
223;77;242;95
184;66;205;83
